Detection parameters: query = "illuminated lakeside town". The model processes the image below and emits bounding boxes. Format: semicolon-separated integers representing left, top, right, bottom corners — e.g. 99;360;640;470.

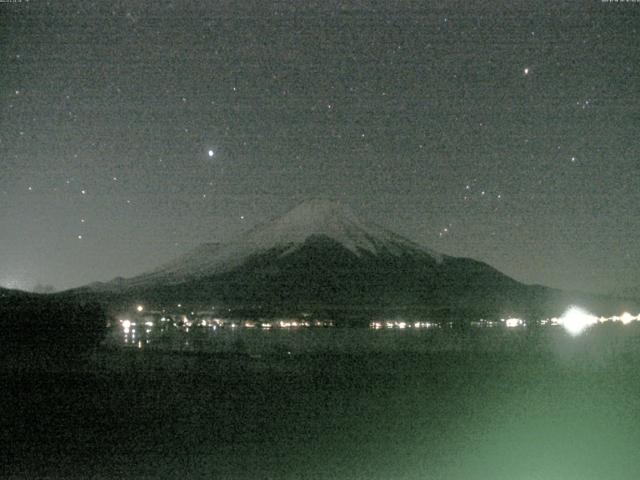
112;304;640;351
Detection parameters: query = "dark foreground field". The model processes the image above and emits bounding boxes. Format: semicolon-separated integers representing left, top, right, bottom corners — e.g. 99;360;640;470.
3;328;640;479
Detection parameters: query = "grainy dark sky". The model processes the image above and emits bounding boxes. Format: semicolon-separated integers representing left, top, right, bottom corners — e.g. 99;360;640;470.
1;0;639;294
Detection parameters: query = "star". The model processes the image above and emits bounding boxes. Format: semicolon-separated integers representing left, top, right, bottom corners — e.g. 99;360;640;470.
208;149;214;157
523;67;530;75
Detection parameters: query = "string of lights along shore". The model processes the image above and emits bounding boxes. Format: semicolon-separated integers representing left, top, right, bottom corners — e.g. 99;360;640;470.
1;0;639;296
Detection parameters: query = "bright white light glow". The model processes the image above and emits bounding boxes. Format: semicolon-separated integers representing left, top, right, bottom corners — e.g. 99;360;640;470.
136;305;144;312
208;149;214;157
505;318;523;328
620;312;635;325
560;306;598;336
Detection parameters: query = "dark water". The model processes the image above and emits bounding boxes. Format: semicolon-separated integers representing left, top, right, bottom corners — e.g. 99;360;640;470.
3;325;640;479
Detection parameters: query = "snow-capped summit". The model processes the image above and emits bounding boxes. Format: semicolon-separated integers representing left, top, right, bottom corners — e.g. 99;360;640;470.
100;199;443;290
241;198;442;259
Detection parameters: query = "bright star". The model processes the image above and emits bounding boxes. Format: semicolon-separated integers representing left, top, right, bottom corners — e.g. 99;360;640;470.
208;149;214;157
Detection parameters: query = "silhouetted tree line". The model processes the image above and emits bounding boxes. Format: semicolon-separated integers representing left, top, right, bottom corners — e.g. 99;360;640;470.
0;295;106;357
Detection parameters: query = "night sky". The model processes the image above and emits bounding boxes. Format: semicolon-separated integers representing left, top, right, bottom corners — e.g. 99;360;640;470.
1;0;639;294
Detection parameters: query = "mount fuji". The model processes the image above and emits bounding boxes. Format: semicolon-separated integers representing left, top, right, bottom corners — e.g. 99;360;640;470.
80;199;622;321
98;199;443;289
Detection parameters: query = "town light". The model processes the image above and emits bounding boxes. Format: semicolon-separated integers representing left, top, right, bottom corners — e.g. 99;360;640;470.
504;318;523;328
560;306;597;336
620;312;635;325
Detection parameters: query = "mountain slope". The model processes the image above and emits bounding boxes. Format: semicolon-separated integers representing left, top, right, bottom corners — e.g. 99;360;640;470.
141;236;528;312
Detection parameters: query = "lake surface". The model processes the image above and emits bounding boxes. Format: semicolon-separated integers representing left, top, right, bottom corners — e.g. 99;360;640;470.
4;323;640;479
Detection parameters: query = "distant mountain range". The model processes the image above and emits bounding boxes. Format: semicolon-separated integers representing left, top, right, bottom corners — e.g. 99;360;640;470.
0;287;38;302
73;199;636;322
